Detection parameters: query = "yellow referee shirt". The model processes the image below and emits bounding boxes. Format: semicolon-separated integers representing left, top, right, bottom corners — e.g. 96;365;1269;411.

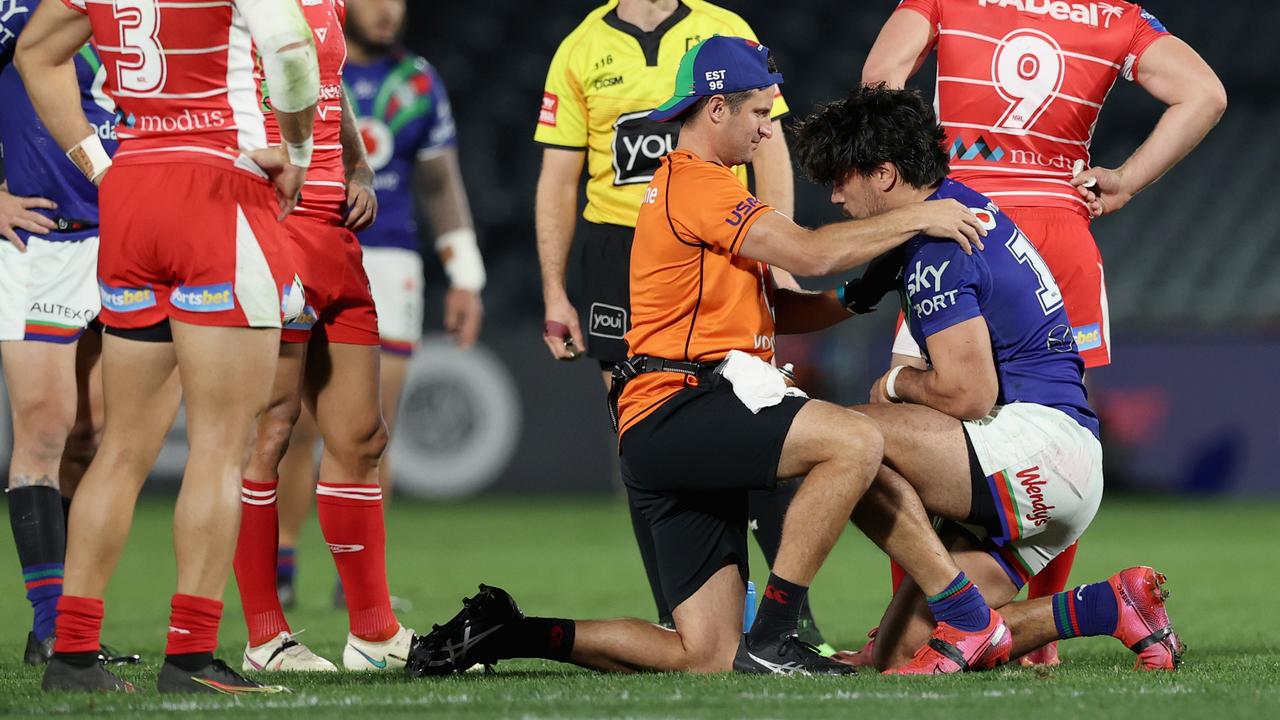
534;0;789;228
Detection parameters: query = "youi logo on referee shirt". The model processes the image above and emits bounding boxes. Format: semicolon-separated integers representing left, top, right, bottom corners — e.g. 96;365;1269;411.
976;0;1125;28
611;110;678;185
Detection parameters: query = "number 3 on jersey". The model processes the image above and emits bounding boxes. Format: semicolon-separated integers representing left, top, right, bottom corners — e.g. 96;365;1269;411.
992;29;1064;131
1006;229;1064;315
113;0;166;95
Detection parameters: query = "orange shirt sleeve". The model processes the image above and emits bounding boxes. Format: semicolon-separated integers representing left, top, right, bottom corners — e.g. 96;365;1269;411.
667;162;773;256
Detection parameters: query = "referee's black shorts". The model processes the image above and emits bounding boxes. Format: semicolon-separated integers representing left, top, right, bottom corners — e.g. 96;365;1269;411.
619;376;808;611
580;221;633;366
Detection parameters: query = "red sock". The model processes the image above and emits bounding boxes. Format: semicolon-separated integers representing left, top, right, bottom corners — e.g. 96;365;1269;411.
166;593;223;656
316;482;397;641
233;478;291;646
1028;540;1079;599
53;595;104;654
890;559;907;594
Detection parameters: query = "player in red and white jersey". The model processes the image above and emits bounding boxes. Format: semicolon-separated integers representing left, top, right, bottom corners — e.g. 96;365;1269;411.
845;0;1225;668
16;0;320;694
231;0;418;674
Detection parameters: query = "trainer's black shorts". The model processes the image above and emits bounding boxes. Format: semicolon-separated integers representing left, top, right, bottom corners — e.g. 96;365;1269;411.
580;221;633;365
620;376;808;611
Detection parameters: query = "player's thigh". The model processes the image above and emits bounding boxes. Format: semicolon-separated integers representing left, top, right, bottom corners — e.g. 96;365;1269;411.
775;399;883;478
305;338;385;449
847;403;973;520
96;333;179;448
1;340;80;433
671;564;745;673
171;321;279;443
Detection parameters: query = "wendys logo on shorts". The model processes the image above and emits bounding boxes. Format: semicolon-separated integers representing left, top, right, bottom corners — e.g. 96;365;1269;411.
611;109;678;186
589;302;628;340
170;283;235;313
539;92;559;127
99;283;156;313
1016;466;1055;527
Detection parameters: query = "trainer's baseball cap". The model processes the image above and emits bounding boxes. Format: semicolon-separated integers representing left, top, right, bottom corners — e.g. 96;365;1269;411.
649;35;784;123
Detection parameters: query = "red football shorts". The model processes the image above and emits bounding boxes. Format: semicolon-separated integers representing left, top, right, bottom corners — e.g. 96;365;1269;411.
892;206;1110;369
280;215;379;346
1004;207;1110;369
96;164;296;330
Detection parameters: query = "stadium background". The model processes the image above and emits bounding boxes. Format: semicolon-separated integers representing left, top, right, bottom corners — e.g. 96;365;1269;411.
1;0;1276;499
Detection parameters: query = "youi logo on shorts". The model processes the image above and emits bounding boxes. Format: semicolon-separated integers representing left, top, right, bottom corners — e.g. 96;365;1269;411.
589;303;628;340
99;283;157;313
976;0;1125;28
1016;466;1056;527
611;110;677;185
170;283;235;313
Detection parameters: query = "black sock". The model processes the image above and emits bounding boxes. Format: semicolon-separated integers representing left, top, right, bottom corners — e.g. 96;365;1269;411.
8;485;68;640
165;651;214;672
749;573;808;643
496;617;575;661
62;495;72;529
627;494;672;625
748;483;798;567
55;651;99;669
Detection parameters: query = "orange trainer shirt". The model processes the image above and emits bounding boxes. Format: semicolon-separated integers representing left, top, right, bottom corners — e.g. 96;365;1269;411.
617;148;778;437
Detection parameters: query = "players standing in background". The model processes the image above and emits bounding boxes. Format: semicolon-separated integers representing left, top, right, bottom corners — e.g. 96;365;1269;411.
0;0;136;666
232;0;420;674
858;0;1225;665
534;0;830;651
17;0;319;693
269;0;484;607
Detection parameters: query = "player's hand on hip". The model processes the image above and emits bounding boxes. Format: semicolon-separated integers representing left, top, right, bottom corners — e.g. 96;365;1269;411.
1072;165;1130;218
542;295;584;362
915;199;987;254
230;145;305;220
345;165;378;231
0;187;57;252
444;287;483;350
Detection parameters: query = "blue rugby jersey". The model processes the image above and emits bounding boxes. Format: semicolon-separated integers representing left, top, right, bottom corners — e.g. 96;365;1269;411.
343;52;457;252
0;0;116;240
901;179;1099;437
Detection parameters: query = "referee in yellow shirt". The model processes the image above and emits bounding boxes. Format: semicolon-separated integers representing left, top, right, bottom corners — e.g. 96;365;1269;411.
532;0;830;652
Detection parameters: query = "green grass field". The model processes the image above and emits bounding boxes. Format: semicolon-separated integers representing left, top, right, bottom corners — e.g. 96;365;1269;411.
0;495;1277;718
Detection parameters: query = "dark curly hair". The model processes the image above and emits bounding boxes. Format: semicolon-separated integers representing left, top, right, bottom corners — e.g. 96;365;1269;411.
793;83;949;189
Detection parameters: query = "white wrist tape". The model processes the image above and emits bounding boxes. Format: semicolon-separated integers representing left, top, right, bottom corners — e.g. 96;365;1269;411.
886;364;906;402
436;228;486;291
286;136;313;168
67;134;112;184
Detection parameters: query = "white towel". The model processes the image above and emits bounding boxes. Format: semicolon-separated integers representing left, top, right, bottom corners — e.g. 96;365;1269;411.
718;350;808;414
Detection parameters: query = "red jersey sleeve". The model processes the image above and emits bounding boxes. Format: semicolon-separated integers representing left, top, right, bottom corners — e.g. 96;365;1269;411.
1123;5;1171;82
895;0;940;26
335;0;347;27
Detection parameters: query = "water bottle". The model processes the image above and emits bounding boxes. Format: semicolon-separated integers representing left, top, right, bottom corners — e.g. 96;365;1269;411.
743;580;758;632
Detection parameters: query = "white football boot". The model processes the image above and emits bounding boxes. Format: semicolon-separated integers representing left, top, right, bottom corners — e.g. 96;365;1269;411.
343;624;415;671
242;631;338;672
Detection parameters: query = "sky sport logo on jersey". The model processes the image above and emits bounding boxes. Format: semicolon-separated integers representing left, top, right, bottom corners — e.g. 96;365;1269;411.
99;283;157;313
976;0;1125;28
170;283;235;313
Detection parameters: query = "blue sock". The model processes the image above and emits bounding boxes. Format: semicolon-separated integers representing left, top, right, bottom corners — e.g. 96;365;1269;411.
1052;582;1118;638
276;547;296;586
926;573;991;632
24;564;63;641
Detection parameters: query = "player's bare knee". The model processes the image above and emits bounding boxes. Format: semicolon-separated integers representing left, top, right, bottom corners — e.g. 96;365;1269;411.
10;397;75;467
330;416;389;474
62;417;101;470
681;636;735;673
831;412;884;487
